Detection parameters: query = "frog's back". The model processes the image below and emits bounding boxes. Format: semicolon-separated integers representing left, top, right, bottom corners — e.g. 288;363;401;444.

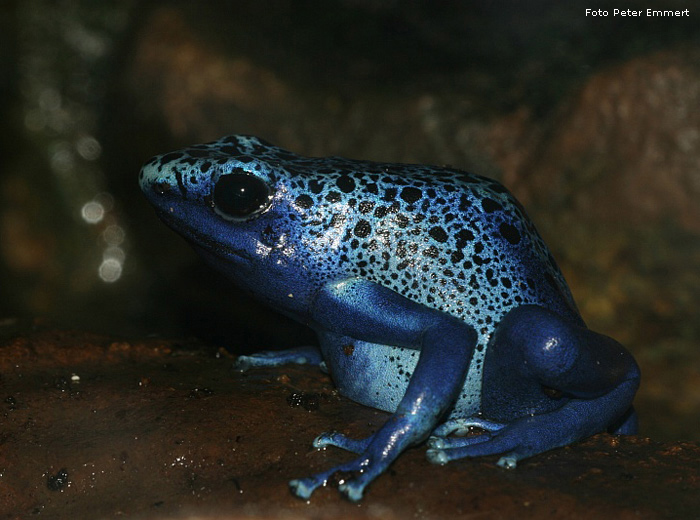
157;135;581;332
277;160;576;320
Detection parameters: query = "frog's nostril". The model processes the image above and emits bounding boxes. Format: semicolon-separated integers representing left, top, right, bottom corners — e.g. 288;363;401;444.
154;182;172;196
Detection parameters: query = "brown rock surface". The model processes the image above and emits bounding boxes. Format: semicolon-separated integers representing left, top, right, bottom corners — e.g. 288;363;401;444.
0;328;697;519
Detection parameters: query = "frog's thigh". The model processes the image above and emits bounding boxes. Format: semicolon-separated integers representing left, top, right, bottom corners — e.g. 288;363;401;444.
491;304;640;399
424;305;639;466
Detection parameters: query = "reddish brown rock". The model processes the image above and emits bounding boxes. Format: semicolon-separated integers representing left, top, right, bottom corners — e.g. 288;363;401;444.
492;46;700;233
0;329;697;519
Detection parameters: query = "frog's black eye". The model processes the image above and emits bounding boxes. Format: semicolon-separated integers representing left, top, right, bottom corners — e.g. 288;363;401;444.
213;172;272;221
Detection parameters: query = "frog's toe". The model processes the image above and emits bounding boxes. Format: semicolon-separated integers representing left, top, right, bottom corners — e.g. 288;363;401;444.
233;356;252;372
427;431;491;450
497;455;519;469
289;455;376;501
427;425;530;464
425;448;449;465
289;475;325;500
313;432;372;454
431;417;506;438
338;474;371;502
234;346;323;371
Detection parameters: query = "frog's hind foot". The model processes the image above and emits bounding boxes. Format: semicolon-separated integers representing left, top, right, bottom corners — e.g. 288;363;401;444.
426;417;505;464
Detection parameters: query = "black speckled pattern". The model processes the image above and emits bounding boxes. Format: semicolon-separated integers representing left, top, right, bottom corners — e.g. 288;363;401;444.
140;135;580;413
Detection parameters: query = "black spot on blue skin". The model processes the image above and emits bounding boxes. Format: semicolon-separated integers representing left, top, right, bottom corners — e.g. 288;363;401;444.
499;222;521;245
383;187;398;202
187;149;213;158
308;180;323;194
358;201;374;214
174;169;187;196
455;229;475;249
374;206;389;219
396;214;409;228
326;191;341;203
295;194;313;210
396;242;407;258
489;182;509;194
366;183;379;195
429;226;448;243
424;246;439;258
336;175;356;193
159;152;184;165
331;213;345;227
481;198;502;213
354;220;372;238
400;187;422;204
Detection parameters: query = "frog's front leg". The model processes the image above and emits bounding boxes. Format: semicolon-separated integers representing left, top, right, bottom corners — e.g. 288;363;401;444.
426;305;640;468
234;346;323;371
289;278;477;502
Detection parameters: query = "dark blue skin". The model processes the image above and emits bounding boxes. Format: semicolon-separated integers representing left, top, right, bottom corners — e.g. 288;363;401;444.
139;135;640;502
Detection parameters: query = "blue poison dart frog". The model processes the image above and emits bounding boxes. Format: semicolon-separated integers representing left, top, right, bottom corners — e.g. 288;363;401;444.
140;135;640;502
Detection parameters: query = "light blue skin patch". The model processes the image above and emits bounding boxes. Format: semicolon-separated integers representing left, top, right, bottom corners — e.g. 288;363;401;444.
140;135;641;503
318;333;481;418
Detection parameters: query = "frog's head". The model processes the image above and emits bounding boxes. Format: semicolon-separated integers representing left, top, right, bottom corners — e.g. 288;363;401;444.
139;135;327;319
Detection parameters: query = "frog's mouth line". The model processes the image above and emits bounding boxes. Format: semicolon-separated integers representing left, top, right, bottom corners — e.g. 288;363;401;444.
154;209;254;263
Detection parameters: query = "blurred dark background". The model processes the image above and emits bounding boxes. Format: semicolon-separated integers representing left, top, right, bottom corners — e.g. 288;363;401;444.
0;0;698;441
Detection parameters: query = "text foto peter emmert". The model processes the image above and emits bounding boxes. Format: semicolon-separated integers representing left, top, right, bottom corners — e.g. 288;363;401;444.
586;8;690;17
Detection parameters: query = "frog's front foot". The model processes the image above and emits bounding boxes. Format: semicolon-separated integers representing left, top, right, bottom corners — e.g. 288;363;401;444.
313;431;372;453
234;346;323;371
289;454;376;502
289;431;377;501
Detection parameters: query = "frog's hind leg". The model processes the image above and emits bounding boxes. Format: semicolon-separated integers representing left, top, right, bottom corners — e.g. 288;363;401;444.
426;304;640;468
234;346;323;371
